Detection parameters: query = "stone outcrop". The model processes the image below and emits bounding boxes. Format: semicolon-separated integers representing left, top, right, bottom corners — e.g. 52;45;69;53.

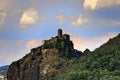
7;29;82;80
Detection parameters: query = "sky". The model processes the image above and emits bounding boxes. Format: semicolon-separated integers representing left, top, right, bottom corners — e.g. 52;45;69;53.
0;0;120;66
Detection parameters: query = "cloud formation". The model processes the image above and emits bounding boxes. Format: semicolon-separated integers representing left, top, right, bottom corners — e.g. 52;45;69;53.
0;0;8;10
83;0;120;10
26;40;38;50
56;13;64;25
72;32;117;51
0;12;7;26
26;39;42;50
0;49;28;66
72;15;88;26
0;40;27;66
111;21;120;25
83;0;98;10
0;39;42;66
20;8;39;28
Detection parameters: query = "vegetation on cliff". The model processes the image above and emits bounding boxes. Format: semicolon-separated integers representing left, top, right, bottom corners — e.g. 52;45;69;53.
7;29;120;80
7;29;81;80
59;34;120;80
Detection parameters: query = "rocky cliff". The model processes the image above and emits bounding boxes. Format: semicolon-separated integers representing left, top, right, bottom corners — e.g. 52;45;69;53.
7;29;82;80
8;29;120;80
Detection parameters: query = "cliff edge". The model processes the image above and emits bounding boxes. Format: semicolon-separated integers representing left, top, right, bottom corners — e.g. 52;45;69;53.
7;29;82;80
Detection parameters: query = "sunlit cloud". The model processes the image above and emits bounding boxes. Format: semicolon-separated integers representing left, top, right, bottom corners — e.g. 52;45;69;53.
111;21;120;25
0;0;8;10
72;15;89;26
83;0;120;10
0;39;42;66
0;12;7;26
72;32;118;51
20;8;39;28
91;19;120;26
56;13;64;25
26;39;42;50
0;49;28;66
83;0;98;10
0;40;27;66
26;40;38;50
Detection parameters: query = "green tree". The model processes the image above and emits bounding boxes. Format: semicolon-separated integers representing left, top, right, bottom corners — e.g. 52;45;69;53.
53;41;58;48
60;40;65;49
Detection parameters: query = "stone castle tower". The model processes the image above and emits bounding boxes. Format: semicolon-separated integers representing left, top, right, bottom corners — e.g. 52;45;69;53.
58;29;62;37
42;29;73;49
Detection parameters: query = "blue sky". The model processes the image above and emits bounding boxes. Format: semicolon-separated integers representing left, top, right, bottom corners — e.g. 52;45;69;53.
0;0;120;66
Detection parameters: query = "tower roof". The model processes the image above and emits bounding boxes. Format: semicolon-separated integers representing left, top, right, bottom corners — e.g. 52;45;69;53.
58;28;62;31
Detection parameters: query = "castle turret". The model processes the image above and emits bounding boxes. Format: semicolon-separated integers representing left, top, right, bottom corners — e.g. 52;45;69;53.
58;29;62;37
63;34;70;41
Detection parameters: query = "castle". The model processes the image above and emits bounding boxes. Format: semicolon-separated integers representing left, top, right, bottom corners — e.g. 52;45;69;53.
30;29;74;55
42;29;73;49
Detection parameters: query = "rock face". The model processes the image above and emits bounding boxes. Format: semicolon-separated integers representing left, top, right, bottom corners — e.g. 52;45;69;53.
7;29;82;80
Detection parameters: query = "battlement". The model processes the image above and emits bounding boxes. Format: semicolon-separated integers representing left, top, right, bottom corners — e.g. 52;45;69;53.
42;29;73;49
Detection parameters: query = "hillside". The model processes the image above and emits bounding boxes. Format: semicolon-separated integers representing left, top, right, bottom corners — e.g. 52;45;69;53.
7;29;120;80
7;29;82;80
0;65;9;77
59;34;120;80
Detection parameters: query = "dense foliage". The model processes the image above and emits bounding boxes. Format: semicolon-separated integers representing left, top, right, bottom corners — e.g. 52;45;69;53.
59;34;120;80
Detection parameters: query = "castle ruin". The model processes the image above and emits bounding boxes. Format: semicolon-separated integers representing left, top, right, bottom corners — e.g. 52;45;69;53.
42;29;73;49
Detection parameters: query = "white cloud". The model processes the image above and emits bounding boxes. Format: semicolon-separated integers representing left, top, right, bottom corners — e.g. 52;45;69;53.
0;49;27;66
92;19;120;26
72;32;118;51
83;0;120;10
83;0;98;10
72;15;88;26
26;40;38;50
111;21;120;25
0;12;7;26
0;40;27;66
56;13;64;25
0;39;42;66
20;8;39;28
0;0;25;12
26;39;42;50
0;0;8;10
